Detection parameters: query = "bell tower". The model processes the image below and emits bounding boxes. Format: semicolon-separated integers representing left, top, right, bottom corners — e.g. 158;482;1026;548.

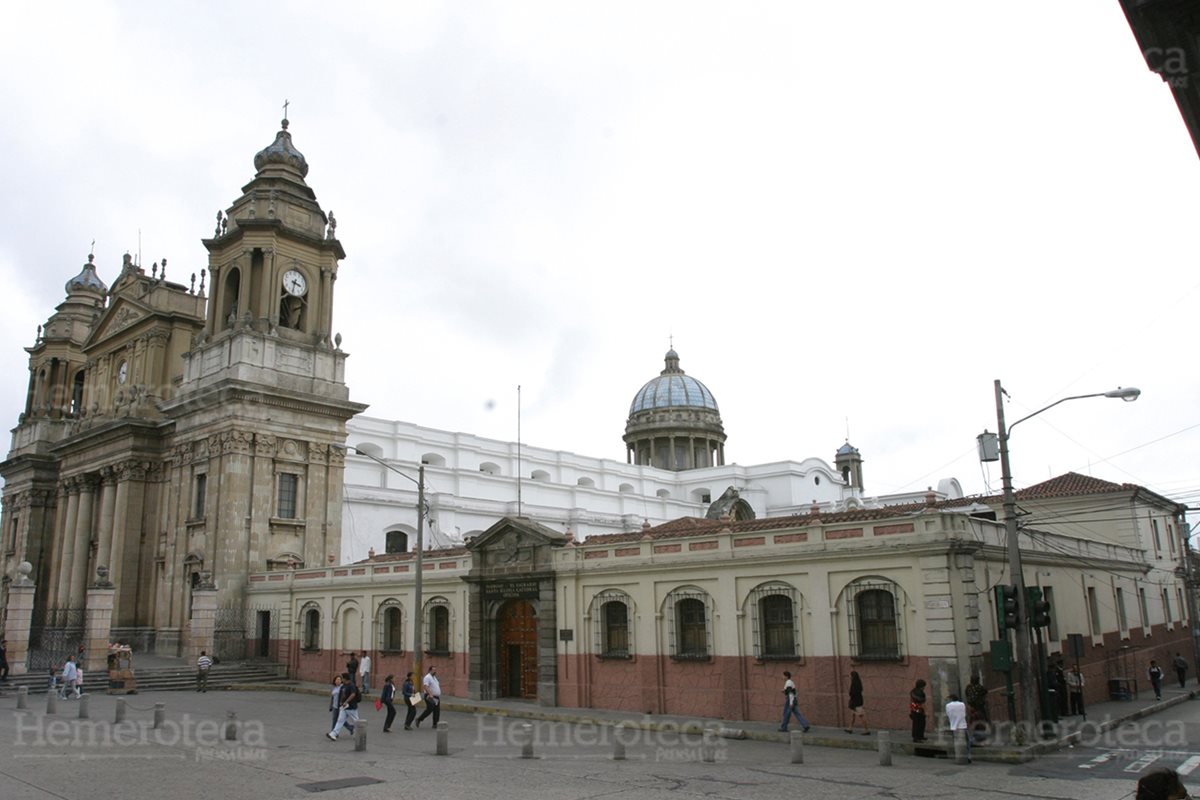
155;117;367;655
200;116;341;343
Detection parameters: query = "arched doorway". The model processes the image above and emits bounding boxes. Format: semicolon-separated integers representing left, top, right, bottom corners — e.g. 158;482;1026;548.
498;600;538;699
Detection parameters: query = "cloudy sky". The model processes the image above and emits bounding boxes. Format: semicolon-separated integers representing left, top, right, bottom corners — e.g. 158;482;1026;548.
2;2;1198;524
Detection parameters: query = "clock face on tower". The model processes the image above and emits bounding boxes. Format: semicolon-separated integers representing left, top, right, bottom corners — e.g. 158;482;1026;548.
282;268;308;297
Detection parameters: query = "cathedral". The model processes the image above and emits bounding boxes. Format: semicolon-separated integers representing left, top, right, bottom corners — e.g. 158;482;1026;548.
0;118;364;658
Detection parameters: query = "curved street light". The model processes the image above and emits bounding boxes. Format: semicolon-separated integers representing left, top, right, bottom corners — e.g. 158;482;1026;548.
334;444;427;681
983;380;1140;730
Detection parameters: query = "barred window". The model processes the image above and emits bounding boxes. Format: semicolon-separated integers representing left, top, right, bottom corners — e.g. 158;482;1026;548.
425;597;450;654
844;579;904;661
277;473;299;519
748;582;801;659
378;600;404;652
604;601;630;657
665;587;712;660
301;604;321;650
590;590;634;658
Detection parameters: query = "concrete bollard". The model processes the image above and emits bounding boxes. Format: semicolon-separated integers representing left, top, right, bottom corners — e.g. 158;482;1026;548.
16;686;27;709
790;730;804;764
46;691;57;715
612;723;627;761
877;730;892;766
520;722;535;759
436;722;448;756
225;711;238;741
78;694;90;719
953;730;969;765
115;698;126;723
354;719;367;752
701;727;718;763
153;703;165;729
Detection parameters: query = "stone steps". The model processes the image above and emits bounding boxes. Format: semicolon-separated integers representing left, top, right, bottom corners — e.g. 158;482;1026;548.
0;662;285;694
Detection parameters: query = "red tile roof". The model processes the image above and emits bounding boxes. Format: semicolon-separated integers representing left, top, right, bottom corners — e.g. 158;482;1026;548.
1013;472;1136;499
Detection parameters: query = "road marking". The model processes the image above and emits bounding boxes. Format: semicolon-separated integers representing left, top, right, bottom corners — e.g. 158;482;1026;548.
1124;752;1163;773
1178;756;1200;776
1080;752;1119;770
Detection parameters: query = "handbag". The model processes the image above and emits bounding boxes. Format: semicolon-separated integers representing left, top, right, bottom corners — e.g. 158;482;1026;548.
374;698;383;712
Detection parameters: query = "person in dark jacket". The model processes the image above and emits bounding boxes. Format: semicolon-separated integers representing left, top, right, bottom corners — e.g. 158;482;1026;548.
327;673;361;740
380;675;397;732
909;679;927;742
1137;767;1189;800
402;672;418;730
845;671;870;734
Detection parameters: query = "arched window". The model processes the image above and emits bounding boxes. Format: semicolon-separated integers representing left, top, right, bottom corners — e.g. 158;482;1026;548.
301;603;321;651
577;477;595;488
421;453;446;467
747;583;801;659
531;469;550;481
665;587;711;660
590;590;634;658
425;597;451;655
385;530;408;554
70;370;85;416
378;600;404;652
845;579;905;661
479;462;500;476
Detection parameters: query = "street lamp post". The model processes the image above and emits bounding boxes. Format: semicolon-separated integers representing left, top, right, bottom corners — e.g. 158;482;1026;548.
337;445;427;680
988;380;1140;729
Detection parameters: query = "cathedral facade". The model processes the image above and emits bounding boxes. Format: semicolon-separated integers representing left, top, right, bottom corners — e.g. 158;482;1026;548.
0;119;363;658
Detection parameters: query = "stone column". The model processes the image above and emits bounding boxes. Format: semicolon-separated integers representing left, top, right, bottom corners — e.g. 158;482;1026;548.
5;562;36;675
84;567;116;673
67;476;97;607
55;481;80;609
93;468;117;584
187;574;218;665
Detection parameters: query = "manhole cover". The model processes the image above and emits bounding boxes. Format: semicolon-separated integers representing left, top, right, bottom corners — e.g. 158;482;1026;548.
297;777;385;793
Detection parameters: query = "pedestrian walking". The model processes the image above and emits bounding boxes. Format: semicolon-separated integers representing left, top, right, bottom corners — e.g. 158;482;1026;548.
1149;660;1165;701
327;673;361;740
909;679;927;742
1136;767;1189;800
328;674;343;732
196;650;213;692
380;675;397;732
358;651;371;694
945;694;970;763
0;638;9;681
777;670;810;733
346;652;359;684
60;656;78;700
415;666;442;728
1173;653;1189;689
73;665;84;698
1067;664;1085;716
402;672;418;730
844;670;869;734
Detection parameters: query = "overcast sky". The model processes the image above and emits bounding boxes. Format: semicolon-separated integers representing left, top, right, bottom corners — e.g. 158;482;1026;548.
2;2;1198;525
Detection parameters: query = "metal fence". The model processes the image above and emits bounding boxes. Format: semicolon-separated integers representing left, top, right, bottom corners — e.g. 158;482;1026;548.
212;604;281;663
27;607;85;672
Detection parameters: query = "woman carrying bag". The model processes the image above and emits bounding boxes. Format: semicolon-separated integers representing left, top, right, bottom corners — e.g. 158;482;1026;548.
909;679;927;742
402;672;418;731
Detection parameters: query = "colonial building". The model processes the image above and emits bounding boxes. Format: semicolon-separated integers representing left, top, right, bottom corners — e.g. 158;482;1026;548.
243;474;1191;729
0;118;363;662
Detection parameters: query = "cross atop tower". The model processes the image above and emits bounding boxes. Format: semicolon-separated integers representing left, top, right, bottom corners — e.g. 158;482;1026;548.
282;99;289;122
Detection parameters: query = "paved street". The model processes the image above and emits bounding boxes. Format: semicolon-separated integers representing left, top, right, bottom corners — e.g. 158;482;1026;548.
0;688;1194;800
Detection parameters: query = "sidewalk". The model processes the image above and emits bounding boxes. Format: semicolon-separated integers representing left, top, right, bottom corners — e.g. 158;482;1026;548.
234;677;1196;763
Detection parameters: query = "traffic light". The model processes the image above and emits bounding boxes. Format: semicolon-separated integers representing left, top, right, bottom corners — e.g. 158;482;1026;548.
1027;586;1052;628
995;584;1020;633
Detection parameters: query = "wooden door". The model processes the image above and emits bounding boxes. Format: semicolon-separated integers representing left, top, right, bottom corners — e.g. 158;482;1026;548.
498;600;538;699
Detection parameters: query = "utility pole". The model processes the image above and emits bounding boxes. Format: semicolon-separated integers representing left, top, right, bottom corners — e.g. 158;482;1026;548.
412;463;425;682
995;380;1038;729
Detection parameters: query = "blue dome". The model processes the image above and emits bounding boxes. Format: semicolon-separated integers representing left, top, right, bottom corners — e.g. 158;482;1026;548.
629;350;719;415
65;254;108;295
